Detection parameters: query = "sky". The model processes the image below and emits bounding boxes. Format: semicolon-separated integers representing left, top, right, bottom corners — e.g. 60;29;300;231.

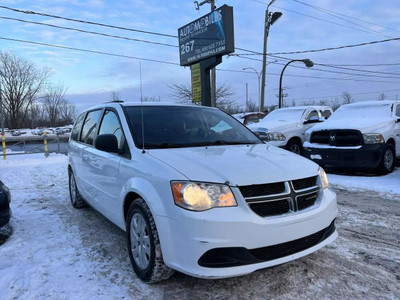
1;0;400;112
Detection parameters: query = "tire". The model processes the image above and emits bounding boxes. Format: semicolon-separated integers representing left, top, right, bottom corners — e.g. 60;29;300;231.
126;199;174;283
68;170;87;209
376;144;395;175
285;139;303;155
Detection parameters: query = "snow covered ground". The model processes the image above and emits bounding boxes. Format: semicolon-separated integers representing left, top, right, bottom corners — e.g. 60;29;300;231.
0;153;399;299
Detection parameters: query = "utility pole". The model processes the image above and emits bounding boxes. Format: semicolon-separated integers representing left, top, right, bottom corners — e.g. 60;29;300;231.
0;81;4;136
195;0;217;107
260;0;282;112
210;0;216;108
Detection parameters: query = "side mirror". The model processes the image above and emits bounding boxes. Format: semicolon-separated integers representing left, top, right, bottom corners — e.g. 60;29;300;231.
95;134;119;153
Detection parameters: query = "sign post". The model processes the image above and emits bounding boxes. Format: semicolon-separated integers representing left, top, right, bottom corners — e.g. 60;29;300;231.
178;5;234;106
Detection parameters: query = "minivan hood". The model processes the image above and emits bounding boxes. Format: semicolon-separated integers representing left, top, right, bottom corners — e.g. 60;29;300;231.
148;144;318;186
248;120;299;133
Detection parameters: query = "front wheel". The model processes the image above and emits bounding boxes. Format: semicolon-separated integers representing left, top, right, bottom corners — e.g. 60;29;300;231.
285;139;303;155
126;199;174;283
376;144;395;175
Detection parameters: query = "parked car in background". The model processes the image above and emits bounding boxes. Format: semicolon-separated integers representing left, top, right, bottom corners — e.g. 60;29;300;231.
38;128;54;135
248;106;333;155
31;129;40;135
0;181;11;229
304;100;400;174
68;102;337;282
11;130;21;136
232;112;266;126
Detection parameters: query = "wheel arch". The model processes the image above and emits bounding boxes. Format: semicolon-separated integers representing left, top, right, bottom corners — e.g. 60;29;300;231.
386;137;395;147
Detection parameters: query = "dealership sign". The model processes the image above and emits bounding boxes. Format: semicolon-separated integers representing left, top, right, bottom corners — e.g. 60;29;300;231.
178;5;234;66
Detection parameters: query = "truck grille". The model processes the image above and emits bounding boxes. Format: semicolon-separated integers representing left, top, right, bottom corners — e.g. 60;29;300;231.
310;130;363;146
239;176;320;217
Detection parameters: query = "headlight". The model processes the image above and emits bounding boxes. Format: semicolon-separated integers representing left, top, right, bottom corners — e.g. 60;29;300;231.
305;132;311;142
268;132;286;141
363;133;384;144
171;182;237;211
318;167;329;189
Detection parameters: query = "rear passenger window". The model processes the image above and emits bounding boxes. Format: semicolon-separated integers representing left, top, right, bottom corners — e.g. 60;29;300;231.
98;110;125;150
71;113;85;141
80;110;102;145
321;110;332;119
396;104;400;117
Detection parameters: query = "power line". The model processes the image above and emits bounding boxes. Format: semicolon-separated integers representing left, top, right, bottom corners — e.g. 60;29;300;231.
289;0;393;38
0;16;178;48
288;88;400;101
0;36;180;66
218;68;400;84
291;0;400;35
235;37;400;56
269;54;400;76
0;5;178;38
251;0;387;37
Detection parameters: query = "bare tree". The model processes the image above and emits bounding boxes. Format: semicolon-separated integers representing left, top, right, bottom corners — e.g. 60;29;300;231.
58;101;76;125
142;96;160;102
342;92;353;104
330;98;341;111
168;82;237;113
110;91;120;101
168;83;193;104
247;101;258;112
378;93;387;101
0;51;50;128
42;83;67;127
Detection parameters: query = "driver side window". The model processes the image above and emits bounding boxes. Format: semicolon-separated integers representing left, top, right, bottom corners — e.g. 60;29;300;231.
306;110;318;121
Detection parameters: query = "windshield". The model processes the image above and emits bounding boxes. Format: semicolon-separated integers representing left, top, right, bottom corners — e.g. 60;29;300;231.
331;103;392;120
124;106;262;149
261;108;305;122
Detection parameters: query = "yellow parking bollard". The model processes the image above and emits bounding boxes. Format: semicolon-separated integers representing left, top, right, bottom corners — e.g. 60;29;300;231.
1;135;5;160
44;132;49;157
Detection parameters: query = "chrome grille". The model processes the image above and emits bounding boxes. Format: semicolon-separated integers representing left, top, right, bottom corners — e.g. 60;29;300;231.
239;177;320;217
310;130;363;146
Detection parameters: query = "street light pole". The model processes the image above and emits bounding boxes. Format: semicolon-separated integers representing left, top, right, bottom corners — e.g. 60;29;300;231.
242;67;261;111
260;0;282;112
279;59;314;108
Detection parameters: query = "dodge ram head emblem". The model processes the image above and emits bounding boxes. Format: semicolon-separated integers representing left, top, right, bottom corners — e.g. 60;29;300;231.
330;135;335;141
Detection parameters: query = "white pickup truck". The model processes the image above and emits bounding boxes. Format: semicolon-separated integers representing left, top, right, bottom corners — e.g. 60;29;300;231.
247;106;333;155
304;100;400;174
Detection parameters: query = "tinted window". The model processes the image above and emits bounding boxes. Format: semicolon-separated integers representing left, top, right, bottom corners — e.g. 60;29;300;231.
306;110;319;120
396;104;400;117
124;106;261;149
71;113;86;141
80;110;102;145
320;110;332;119
98;110;125;150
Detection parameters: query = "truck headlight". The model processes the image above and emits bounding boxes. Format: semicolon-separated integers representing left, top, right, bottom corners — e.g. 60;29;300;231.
171;182;237;211
268;132;286;141
363;133;384;144
305;132;311;142
318;167;329;189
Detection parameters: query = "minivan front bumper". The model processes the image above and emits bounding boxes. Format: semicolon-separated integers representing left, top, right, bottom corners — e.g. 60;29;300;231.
156;187;337;279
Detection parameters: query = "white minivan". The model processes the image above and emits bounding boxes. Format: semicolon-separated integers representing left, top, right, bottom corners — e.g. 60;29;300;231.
68;102;337;282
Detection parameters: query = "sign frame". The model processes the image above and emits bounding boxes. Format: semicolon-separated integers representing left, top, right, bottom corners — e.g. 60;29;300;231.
178;5;234;66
